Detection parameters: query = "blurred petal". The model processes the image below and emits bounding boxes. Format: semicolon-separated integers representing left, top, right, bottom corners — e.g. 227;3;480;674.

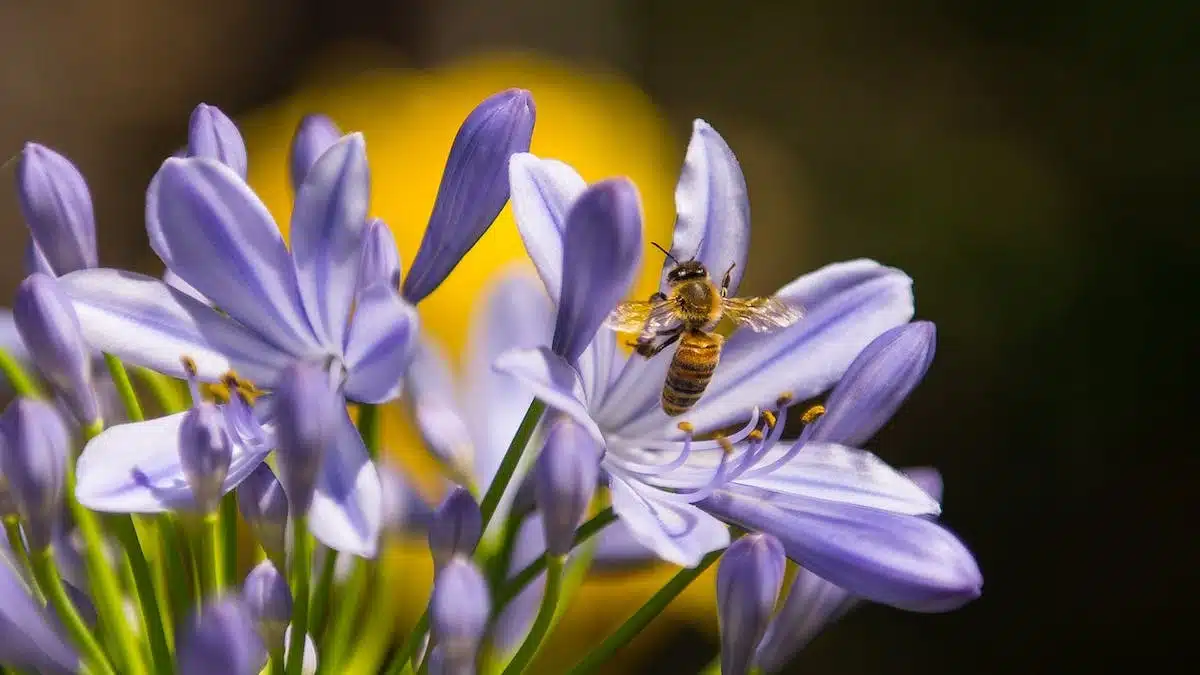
147;157;319;357
403;89;536;303
358;218;402;291
60;269;292;384
343;283;418;404
307;409;381;557
534;415;601;556
491;516;545;653
591;518;657;568
508;153;587;303
903;467;944;503
74;412;269;513
289;114;342;190
291;134;370;348
663;120;750;295
552;179;644;363
626;259;914;436
717;534;785;675
492;347;603;446
735;443;940;516
177;598;265;675
16;143;97;275
188;104;248;179
404;337;473;473
25;238;56;277
754;567;858;673
702;489;982;612
609;473;729;567
0;554;78;674
810;321;936;446
0;309;30;364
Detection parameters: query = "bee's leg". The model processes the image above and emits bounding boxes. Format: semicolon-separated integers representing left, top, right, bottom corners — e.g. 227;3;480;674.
720;263;737;297
649;291;667;302
637;331;682;358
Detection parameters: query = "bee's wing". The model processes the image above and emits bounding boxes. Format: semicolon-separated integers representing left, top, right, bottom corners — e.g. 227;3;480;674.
605;299;682;335
723;296;804;332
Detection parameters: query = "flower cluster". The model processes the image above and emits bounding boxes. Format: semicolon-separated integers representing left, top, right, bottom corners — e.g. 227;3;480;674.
0;89;981;675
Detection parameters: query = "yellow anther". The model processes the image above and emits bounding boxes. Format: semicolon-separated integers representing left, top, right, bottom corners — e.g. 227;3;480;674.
677;421;695;434
201;382;232;404
748;429;764;442
181;356;198;377
801;404;826;425
716;436;734;455
776;392;794;407
761;410;778;428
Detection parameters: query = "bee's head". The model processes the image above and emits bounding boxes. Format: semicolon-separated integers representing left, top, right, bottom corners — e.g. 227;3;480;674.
666;260;708;284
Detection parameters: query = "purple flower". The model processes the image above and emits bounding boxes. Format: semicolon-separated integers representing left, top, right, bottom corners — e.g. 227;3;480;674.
289;114;342;190
237;463;289;565
273;361;341;517
0;399;69;550
430;556;490;674
493;121;978;613
16;143;98;277
716;534;786;675
242;560;292;647
0;546;79;674
534;414;601;556
178;402;234;513
62;131;416;555
188;103;248;179
176;597;266;675
428;487;482;568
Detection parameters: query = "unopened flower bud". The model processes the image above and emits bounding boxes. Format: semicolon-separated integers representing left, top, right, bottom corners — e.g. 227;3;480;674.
0;399;69;550
427;487;481;568
242;560;291;648
13;273;100;427
178;403;232;513
289;114;342;190
177;597;265;675
188;103;248;178
16;143;97;276
534;416;601;556
237;463;289;564
716;533;787;675
430;556;489;674
273;362;340;517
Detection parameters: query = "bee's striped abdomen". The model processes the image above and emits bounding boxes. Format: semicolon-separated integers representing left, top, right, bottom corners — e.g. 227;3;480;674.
662;331;724;416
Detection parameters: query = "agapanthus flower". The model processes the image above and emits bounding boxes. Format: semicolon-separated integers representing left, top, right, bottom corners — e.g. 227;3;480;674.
16;142;98;278
493;120;981;611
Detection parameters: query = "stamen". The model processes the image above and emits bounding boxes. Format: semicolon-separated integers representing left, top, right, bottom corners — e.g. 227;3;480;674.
716;436;734;455
747;429;764;442
180;355;202;405
677;421;695;433
761;410;777;428
776;392;794;407
801;404;825;425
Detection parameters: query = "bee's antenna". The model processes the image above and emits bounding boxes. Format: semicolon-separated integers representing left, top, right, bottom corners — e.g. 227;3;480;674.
651;241;678;263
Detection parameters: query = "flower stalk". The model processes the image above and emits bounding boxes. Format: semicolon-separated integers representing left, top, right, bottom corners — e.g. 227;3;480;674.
501;554;565;675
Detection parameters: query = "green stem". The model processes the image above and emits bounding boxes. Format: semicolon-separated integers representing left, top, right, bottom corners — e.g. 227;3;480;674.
493;508;616;614
0;348;41;398
357;404;381;459
110;517;172;674
197;513;224;597
384;608;429;675
565;547;727;675
3;519;42;604
132;367;187;414
477;401;544;530
159;516;193;625
66;463;147;675
501;556;565;675
30;547;116;675
319;559;367;670
341;562;400;675
286;517;312;675
103;353;144;421
220;493;239;587
269;645;287;675
308;548;338;638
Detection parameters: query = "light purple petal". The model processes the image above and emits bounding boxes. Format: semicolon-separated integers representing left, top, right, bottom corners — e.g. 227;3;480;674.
609;472;730;567
491;516;546;653
702;489;982;612
577;325;621;410
0;309;31;365
60;269;293;384
591;346;672;430
74;412;270;513
358;218;402;291
508;153;587;303
663;120;750;296
25;238;56;277
590;518;658;568
810;321;936;446
147;156;320;357
552;179;644;363
187;104;248;179
624;259;915;436
733;442;940;516
17;143;97;276
291;134;370;349
289;114;342;190
164;269;211;305
404;336;474;473
402;89;536;303
0;554;78;674
307;408;381;557
342;283;418;404
754;567;858;673
492;347;603;447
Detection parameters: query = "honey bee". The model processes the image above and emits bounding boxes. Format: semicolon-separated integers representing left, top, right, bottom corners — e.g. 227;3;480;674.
605;244;803;416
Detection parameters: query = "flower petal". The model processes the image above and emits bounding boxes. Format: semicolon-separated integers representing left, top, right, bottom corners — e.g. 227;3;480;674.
187;104;248;179
492;347;603;447
663;120;750;295
25;238;56;277
552;179;644;363
508;153;588;303
17;143;97;276
289;114;342;190
147;156;319;357
754;567;858;673
609;472;730;567
306;408;382;557
163;269;211;305
702;489;982;612
75;412;270;513
903;467;944;504
0;309;31;365
291;134;371;349
60;269;293;384
734;442;940;516
626;259;915;436
402;90;536;303
358;218;402;291
810;321;936;446
342;283;418;404
0;553;79;674
404;336;474;473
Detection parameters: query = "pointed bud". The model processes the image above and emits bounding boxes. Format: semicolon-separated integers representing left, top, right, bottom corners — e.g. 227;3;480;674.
0;399;69;551
427;487;481;568
430;556;490;673
178;403;233;513
237;463;289;564
289;114;342;190
188;103;248;178
12;273;100;426
534;416;601;556
402;89;536;303
15;143;97;276
177;597;265;675
273;362;339;517
242;560;292;648
359;218;402;291
378;460;413;539
716;533;787;675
